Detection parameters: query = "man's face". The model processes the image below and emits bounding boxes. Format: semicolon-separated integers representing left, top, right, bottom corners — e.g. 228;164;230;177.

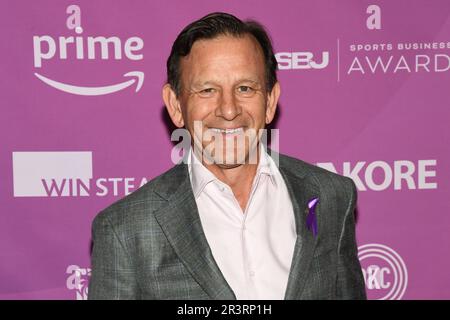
167;34;279;167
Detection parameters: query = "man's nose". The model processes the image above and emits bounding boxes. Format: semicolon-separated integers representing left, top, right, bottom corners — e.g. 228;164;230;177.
215;89;241;120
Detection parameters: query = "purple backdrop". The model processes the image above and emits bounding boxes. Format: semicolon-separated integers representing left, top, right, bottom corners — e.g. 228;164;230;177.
1;0;449;299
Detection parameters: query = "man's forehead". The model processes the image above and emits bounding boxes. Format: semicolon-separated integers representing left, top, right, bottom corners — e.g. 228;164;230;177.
183;33;264;62
180;34;265;83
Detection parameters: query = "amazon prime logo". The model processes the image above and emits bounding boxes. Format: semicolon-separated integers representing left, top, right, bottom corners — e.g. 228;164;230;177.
358;243;408;300
33;5;144;96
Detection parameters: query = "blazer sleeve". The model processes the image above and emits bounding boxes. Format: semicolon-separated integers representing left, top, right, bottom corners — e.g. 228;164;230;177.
336;178;367;299
88;212;138;300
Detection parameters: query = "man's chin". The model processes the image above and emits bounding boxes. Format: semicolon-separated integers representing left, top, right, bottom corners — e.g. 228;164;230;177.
213;162;243;169
201;149;257;167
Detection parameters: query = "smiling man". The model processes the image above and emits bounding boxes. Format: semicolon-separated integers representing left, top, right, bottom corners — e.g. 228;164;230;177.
88;12;366;300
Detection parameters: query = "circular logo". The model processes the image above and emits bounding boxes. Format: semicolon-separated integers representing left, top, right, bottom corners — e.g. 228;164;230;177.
358;243;408;300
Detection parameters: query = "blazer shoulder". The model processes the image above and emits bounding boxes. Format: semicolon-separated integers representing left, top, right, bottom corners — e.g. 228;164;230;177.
278;152;355;198
92;163;186;231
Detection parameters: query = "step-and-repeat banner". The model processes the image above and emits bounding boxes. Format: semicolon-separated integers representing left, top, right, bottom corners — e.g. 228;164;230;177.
1;0;449;299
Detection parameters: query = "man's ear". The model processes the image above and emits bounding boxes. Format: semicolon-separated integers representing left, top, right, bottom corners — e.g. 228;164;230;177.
162;84;184;128
265;81;280;124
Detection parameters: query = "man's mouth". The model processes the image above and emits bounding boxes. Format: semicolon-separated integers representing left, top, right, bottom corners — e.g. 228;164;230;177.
209;127;245;134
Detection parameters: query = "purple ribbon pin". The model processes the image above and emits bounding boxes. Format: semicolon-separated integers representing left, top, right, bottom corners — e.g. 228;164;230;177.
306;197;319;237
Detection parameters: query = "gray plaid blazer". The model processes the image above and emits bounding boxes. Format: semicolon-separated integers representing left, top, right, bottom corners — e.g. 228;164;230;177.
88;150;366;300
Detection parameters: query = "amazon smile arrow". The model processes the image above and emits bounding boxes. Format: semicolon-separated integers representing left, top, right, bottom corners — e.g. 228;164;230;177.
34;71;144;96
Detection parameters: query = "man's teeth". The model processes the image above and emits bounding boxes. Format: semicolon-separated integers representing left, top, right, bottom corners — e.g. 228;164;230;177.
210;127;244;134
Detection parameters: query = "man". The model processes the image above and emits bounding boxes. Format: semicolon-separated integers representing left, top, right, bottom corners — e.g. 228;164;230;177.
88;12;366;300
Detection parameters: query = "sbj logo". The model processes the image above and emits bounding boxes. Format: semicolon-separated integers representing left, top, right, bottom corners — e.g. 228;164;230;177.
33;5;144;95
275;51;329;70
358;243;408;300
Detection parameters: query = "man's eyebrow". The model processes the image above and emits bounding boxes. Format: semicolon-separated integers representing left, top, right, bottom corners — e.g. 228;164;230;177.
191;80;219;88
191;78;262;87
237;78;261;84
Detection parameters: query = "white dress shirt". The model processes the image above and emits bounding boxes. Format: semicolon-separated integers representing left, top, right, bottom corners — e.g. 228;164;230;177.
187;144;297;300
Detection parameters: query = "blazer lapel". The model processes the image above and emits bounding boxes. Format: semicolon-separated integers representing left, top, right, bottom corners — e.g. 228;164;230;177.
278;161;320;300
152;164;236;300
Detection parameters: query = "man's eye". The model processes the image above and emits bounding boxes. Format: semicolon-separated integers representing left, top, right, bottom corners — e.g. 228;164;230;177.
200;88;215;94
237;86;253;93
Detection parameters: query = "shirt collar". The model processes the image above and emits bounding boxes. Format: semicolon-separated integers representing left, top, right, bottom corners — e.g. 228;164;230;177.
188;143;277;198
